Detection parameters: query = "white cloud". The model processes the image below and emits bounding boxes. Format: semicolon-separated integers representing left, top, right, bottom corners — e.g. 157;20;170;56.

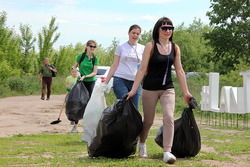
52;5;76;10
56;19;69;23
141;15;158;21
114;17;125;22
27;0;80;5
82;22;100;26
131;0;179;4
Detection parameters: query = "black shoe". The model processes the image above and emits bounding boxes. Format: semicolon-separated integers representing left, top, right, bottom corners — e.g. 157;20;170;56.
46;98;50;100
41;97;45;100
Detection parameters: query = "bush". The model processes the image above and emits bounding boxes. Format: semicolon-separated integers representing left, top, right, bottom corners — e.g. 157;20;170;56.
8;76;29;93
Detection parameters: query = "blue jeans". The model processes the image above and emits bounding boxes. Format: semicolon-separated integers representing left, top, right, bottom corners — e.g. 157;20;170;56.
113;76;141;110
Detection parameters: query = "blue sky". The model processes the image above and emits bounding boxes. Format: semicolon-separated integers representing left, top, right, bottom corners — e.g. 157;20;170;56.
1;0;212;49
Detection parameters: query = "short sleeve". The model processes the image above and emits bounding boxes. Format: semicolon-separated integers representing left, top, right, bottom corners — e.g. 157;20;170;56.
94;56;99;66
65;76;70;84
76;53;82;63
114;44;122;56
39;67;43;74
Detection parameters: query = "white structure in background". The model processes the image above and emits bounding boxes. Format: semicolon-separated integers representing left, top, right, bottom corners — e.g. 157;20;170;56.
200;73;220;112
201;71;250;114
241;71;250;114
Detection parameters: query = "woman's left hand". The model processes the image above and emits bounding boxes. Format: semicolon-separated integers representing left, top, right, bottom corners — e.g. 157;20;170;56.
80;76;85;81
184;93;192;106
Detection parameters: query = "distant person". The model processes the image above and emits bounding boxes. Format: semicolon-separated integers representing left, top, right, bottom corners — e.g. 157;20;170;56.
73;40;99;97
39;58;57;100
127;17;192;164
104;24;145;110
65;67;79;132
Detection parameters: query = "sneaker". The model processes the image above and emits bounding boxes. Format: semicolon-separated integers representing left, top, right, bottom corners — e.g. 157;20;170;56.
163;152;176;164
46;98;50;100
70;121;75;125
138;142;148;158
71;125;78;133
41;97;45;100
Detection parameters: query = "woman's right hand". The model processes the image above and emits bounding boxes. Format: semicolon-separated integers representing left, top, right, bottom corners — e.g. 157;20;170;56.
127;90;136;100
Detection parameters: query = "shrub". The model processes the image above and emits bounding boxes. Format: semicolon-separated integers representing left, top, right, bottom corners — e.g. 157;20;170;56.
8;76;29;93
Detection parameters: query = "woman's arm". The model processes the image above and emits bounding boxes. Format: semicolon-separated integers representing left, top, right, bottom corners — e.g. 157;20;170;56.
104;55;120;84
73;62;78;69
84;65;98;78
127;41;153;99
174;44;192;105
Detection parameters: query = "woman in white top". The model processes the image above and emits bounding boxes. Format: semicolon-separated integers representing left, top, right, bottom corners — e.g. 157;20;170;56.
104;24;145;110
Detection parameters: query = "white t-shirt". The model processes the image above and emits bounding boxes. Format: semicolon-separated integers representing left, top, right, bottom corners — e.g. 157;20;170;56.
114;42;145;81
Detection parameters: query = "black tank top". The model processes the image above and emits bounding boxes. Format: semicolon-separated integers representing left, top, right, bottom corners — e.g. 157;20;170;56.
143;42;175;90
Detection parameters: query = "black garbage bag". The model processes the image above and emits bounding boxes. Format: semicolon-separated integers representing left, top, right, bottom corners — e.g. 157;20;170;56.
88;98;143;158
65;81;89;122
155;97;201;158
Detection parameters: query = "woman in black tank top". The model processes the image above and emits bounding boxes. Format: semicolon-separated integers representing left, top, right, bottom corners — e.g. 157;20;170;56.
127;17;192;164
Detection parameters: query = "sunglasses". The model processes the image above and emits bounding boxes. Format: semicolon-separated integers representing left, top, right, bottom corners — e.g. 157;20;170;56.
160;26;174;32
89;45;97;48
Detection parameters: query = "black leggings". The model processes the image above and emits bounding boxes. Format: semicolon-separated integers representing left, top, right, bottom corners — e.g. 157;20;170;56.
82;81;95;97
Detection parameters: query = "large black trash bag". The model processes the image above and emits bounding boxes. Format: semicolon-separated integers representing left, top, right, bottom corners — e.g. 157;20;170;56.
65;81;89;122
155;97;200;158
88;98;143;158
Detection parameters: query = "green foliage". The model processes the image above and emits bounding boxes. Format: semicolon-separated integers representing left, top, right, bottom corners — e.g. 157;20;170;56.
8;76;29;93
57;44;79;76
0;60;12;80
138;29;152;45
0;10;249;97
205;0;250;74
171;73;209;114
174;19;214;73
38;16;60;66
99;37;120;66
220;59;249;89
19;23;37;73
0;11;23;81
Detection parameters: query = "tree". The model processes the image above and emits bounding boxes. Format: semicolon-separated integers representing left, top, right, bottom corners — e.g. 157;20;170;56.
138;30;152;45
0;11;22;80
19;24;37;73
19;24;36;57
206;0;250;74
103;38;120;66
38;16;60;66
175;19;214;73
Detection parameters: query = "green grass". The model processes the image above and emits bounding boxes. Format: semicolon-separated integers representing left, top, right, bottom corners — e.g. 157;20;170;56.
0;124;249;167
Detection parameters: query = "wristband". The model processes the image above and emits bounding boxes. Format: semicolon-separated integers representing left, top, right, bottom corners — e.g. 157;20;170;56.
66;87;71;92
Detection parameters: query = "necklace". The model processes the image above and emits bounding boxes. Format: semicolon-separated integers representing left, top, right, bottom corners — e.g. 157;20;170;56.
127;41;139;63
159;40;170;55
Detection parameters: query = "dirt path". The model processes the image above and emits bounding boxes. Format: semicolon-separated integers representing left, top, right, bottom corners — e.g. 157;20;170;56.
0;95;77;137
0;94;163;138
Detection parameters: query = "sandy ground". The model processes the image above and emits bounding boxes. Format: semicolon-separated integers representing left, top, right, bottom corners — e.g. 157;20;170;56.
0;94;163;137
0;95;249;166
0;95;76;137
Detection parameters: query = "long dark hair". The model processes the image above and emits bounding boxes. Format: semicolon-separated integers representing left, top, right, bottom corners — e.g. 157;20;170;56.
152;17;174;43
